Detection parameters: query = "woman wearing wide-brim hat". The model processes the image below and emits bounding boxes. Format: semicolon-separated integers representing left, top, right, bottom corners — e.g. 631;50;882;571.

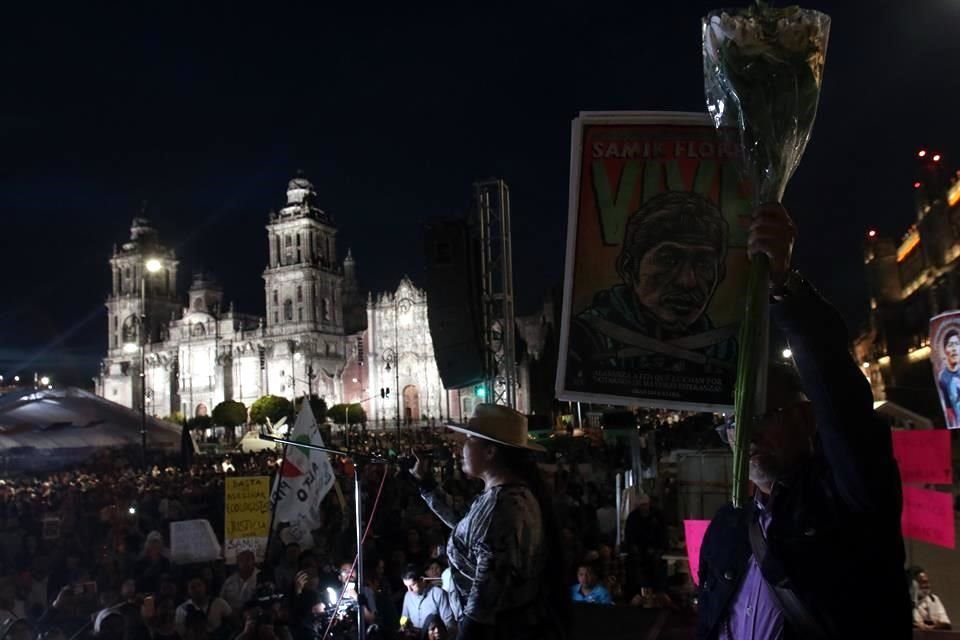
409;404;566;640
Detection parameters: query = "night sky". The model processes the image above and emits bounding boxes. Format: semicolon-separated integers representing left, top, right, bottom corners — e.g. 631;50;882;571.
2;2;959;388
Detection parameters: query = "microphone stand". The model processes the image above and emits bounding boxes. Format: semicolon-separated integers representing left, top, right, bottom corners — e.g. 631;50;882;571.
261;433;388;640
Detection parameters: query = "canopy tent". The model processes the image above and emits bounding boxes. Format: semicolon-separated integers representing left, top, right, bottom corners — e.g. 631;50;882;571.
0;387;182;472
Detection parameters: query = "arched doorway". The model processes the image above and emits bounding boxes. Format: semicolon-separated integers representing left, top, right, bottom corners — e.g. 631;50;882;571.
403;385;420;425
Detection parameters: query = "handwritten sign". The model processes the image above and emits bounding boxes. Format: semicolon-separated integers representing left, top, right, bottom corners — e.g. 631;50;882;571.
224;476;271;564
683;519;712;585
170;519;222;564
902;486;956;549
893;430;952;485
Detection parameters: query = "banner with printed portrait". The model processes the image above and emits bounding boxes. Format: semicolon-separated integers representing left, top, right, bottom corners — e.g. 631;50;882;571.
930;310;960;429
557;112;752;411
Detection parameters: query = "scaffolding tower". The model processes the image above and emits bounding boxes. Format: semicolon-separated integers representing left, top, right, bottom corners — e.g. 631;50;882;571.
474;179;517;409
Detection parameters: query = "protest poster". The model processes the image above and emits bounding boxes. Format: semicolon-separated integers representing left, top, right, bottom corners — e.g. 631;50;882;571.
556;112;751;411
224;476;271;564
892;430;952;486
930;311;960;428
170;519;222;564
42;516;61;540
683;519;711;586
902;485;955;550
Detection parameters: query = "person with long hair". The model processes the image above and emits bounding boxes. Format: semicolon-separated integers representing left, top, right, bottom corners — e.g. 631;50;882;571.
409;404;566;640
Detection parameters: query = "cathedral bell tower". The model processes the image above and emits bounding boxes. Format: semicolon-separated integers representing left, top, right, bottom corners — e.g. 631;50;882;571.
263;173;345;399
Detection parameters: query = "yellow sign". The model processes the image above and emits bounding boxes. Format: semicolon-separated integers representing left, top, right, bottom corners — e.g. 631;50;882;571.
224;476;271;563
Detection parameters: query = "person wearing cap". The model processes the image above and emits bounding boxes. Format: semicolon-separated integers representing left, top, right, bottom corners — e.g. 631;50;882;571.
409;405;565;640
695;204;912;639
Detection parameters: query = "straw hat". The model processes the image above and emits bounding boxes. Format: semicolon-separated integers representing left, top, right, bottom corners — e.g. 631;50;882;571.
446;404;545;452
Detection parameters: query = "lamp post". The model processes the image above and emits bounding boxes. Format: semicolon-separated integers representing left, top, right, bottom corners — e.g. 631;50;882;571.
381;348;401;439
138;258;163;469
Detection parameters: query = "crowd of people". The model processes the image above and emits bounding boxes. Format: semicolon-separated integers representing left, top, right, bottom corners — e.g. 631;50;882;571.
0;423;688;640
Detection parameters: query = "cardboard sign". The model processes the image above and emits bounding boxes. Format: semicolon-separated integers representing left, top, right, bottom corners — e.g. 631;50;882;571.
892;430;952;485
683;519;712;585
170;519;222;564
930;310;960;429
902;486;955;549
224;476;271;564
42;516;61;540
556;112;751;411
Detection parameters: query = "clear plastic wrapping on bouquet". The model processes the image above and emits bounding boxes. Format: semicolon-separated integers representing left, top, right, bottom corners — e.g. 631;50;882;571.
703;5;830;203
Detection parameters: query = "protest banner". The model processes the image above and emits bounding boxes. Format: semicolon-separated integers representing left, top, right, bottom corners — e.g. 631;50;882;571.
225;476;271;564
271;401;335;549
556;112;751;411
683;519;711;586
170;519;222;564
930;311;960;428
902;485;955;549
892;430;952;486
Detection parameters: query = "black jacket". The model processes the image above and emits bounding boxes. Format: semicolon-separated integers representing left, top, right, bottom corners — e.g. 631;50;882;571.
697;276;912;639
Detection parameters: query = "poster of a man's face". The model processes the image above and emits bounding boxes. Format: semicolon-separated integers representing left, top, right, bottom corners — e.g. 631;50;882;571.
556;112;751;411
930;311;960;429
617;191;727;332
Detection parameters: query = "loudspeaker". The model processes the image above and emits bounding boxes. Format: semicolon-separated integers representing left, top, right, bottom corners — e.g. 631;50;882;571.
424;218;487;389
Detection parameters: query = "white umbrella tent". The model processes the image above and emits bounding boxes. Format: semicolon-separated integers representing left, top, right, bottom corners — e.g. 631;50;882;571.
0;387;181;472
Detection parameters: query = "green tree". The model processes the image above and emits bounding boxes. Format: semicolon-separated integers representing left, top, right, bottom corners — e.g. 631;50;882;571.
294;394;328;422
328;403;366;425
250;395;293;425
212;400;247;428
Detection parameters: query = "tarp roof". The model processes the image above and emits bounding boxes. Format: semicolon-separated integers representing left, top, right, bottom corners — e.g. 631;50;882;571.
0;387;181;470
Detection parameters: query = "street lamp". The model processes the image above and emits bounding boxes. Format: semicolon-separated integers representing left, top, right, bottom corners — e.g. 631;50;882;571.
139;257;164;469
382;348;401;439
39;376;50;387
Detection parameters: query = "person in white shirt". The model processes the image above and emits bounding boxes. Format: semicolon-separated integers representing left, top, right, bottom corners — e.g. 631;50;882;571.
399;565;456;634
220;550;259;611
175;577;232;636
914;571;952;631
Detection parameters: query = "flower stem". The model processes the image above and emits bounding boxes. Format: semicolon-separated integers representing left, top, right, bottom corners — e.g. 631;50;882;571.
732;253;770;508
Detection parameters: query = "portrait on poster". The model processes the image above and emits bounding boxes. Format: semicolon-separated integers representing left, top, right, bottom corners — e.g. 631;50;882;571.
930;310;960;429
556;112;752;411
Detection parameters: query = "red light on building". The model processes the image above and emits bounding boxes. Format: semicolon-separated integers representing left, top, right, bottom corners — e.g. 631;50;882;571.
933;154;942;162
868;229;877;238
914;182;922;189
918;150;927;158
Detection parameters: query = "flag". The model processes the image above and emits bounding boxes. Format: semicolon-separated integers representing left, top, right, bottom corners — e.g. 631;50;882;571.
271;400;335;549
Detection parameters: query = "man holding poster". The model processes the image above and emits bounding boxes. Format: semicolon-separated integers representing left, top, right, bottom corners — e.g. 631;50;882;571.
695;205;912;639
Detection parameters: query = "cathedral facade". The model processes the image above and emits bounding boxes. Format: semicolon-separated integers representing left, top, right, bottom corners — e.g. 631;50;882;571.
96;174;545;422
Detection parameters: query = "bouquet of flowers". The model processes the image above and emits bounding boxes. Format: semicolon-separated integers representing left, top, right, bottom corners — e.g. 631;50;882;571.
702;2;830;507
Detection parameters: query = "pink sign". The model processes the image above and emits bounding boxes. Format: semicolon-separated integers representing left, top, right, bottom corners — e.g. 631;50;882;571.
683;519;712;586
902;486;956;549
893;430;953;485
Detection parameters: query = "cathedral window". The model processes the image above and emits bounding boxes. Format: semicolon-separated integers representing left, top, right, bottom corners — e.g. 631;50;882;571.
296;286;303;302
273;290;279;306
298;307;303;322
274;311;279;324
296;248;301;262
285;235;292;247
325;343;332;357
284;299;293;321
122;315;139;344
296;233;301;246
322;298;330;321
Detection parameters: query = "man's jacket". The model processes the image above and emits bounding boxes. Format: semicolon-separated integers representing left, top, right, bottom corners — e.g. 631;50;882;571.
697;276;913;639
